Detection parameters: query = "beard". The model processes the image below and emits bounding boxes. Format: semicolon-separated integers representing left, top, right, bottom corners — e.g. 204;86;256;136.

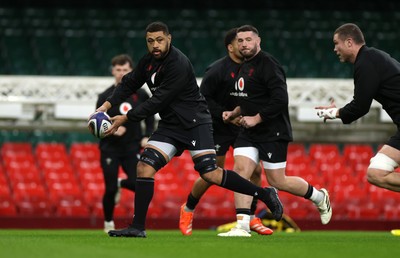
240;47;257;59
152;44;170;59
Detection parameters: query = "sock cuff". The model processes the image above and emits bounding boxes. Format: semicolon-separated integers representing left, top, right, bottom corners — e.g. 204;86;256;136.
236;208;251;215
220;169;227;186
304;183;313;199
136;177;154;183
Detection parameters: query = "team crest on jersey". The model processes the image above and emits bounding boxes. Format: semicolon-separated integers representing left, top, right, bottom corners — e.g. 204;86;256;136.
151;72;157;84
248;68;255;76
119;102;132;114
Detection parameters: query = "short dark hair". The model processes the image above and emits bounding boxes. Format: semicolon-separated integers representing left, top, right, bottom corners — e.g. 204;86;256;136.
145;21;170;35
111;54;134;68
237;25;259;35
334;23;365;45
224;28;237;48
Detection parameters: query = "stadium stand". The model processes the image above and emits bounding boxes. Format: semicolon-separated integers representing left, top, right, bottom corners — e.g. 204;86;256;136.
1;134;399;229
1;7;400;77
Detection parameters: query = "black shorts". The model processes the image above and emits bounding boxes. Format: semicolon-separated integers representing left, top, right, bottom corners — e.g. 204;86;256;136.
234;135;288;168
149;124;215;157
387;130;400;151
213;134;236;156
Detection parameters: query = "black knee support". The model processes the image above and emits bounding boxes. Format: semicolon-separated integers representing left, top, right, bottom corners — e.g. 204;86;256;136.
193;153;218;175
140;148;167;171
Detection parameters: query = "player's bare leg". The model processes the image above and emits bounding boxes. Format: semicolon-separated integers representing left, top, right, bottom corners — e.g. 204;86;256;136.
367;145;400;192
265;166;332;225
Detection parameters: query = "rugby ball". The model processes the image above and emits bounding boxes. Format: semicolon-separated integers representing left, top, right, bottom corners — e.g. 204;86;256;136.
87;112;112;139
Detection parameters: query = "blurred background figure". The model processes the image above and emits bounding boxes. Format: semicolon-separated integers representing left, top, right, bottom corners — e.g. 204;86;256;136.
96;54;155;233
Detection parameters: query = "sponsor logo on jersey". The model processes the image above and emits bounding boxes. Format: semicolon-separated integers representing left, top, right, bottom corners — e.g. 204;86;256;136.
230;77;248;97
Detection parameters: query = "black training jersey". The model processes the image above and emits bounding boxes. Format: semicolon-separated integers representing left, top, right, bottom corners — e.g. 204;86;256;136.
107;46;212;129
340;45;400;127
230;51;293;142
200;56;240;138
97;87;154;153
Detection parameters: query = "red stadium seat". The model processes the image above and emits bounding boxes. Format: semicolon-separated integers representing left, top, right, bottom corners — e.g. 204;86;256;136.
384;205;400;220
309;144;340;163
48;182;83;205
0;172;9;186
347;203;382;219
0;184;12;202
70;143;100;164
343;144;374;170
13;183;48;203
147;201;164;218
287;143;307;158
36;142;67;154
17;200;53;216
3;154;37;171
200;185;229;205
119;190;134;209
82;182;104;206
56;201;91;217
0;200;17;216
1;142;32;155
7;168;43;186
286;200;313;220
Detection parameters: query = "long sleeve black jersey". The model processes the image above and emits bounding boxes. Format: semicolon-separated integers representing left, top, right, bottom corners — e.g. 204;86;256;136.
340;45;400;127
231;51;293;142
107;46;212;130
97;87;155;153
200;56;240;138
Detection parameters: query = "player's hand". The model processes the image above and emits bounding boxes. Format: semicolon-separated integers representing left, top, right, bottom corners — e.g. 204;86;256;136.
96;106;107;113
230;116;242;126
240;114;262;128
222;111;235;123
222;106;241;123
315;98;338;122
113;125;126;136
96;101;112;113
104;115;128;137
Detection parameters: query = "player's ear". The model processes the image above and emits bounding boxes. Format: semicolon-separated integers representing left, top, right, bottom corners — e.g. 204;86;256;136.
346;38;352;47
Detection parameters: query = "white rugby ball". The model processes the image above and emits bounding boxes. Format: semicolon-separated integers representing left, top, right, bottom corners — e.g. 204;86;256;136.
88;112;112;139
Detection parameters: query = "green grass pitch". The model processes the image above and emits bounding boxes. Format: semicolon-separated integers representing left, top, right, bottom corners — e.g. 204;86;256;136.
0;229;399;258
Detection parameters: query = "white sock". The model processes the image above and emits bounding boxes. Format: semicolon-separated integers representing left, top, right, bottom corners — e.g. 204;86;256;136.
236;214;250;232
104;220;115;227
309;187;324;204
249;215;255;221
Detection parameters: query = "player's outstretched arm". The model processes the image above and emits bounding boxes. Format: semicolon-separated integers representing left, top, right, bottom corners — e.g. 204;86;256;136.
96;101;112;112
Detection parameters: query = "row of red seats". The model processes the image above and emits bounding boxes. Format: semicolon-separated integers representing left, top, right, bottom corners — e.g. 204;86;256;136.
1;142;398;221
